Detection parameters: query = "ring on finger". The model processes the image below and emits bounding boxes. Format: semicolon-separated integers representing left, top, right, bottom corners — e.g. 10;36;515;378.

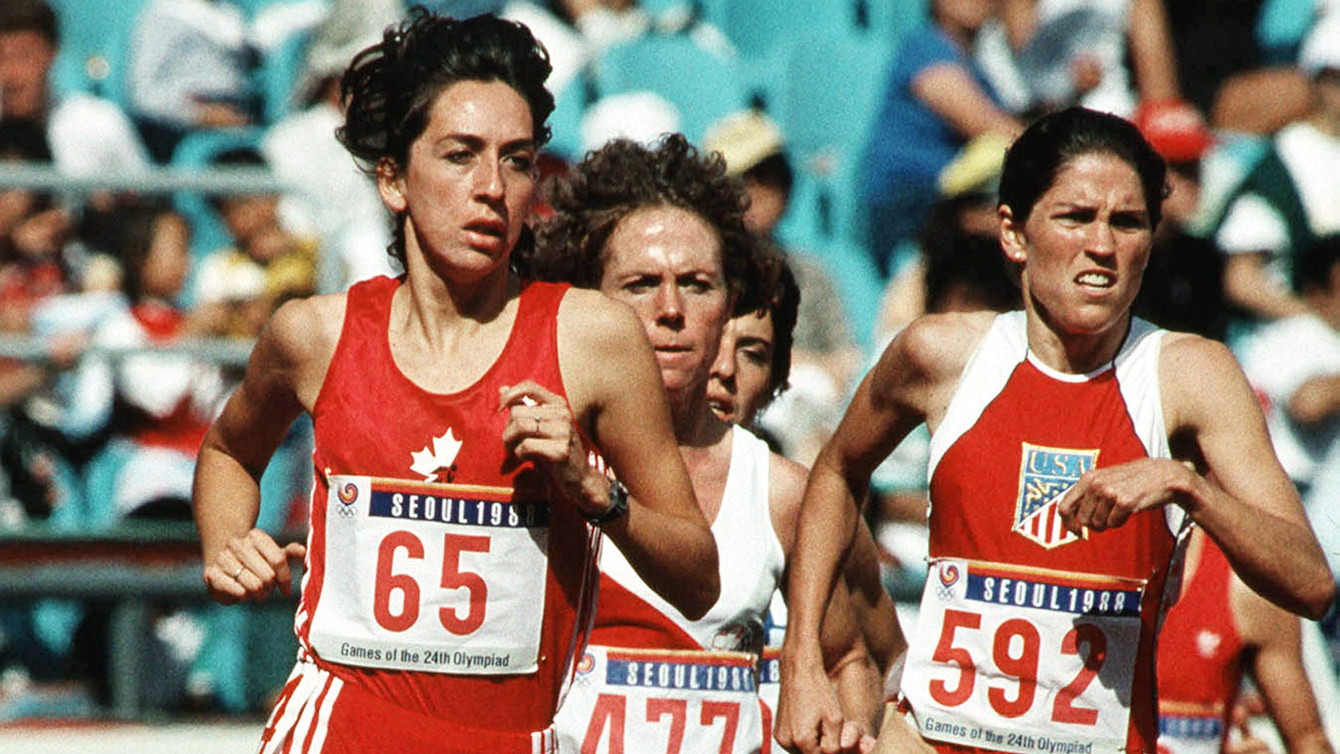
534;416;541;433
233;565;245;580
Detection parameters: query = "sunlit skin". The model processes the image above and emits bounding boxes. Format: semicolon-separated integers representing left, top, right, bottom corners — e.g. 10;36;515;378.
0;30;54;120
1000;152;1154;373
707;309;776;424
598;206;731;401
378;80;538;289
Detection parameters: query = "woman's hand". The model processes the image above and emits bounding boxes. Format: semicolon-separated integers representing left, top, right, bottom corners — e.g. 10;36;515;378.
1056;457;1196;534
499;381;610;517
776;650;870;754
203;528;306;605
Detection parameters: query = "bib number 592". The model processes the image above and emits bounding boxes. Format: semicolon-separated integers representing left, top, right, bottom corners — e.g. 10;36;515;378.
373;530;490;634
930;609;1105;725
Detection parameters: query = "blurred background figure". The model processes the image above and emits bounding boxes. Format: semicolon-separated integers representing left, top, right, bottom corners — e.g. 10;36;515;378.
1132;97;1229;341
705;109;859;465
1211;10;1340;342
192;147;317;340
990;0;1182;118
0;0;151;177
261;0;399;291
858;0;1022;277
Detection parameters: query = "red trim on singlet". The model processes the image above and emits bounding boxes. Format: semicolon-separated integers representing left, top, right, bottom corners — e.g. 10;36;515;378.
587;572;703;650
928;358;1178;754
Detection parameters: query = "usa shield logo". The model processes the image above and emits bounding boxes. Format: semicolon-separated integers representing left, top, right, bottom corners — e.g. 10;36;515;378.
1013;443;1098;549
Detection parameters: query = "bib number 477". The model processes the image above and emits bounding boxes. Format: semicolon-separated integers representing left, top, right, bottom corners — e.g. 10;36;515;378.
373;530;490;634
931;609;1104;725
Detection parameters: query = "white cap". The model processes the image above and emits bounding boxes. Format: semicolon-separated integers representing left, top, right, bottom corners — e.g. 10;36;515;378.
579;91;681;155
1300;11;1340;75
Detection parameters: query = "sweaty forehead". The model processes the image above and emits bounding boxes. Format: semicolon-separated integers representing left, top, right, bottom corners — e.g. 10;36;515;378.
1045;153;1147;206
603;206;724;273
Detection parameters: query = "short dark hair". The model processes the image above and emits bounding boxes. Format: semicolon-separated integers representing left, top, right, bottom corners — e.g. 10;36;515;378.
1293;234;1340;295
529;134;765;315
756;245;798;404
0;0;58;45
999;107;1168;230
743;152;794;199
337;7;554;267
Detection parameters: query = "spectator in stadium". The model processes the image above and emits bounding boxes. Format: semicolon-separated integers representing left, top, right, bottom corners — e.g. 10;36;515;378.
859;0;1023;277
193;11;717;751
778;106;1333;754
1132;98;1228;341
0;118;85;522
996;0;1182;119
704;109;859;464
0;0;151;177
261;13;396;292
1211;11;1340;337
1239;234;1340;584
125;0;258;162
193;147;318;339
72;204;227;522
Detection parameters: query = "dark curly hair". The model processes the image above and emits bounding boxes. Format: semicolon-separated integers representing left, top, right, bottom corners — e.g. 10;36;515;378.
528;134;765;315
755;245;799;404
336;7;554;267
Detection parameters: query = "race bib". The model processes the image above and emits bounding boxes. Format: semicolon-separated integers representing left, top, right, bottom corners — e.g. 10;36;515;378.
903;559;1147;754
756;646;781;726
308;475;550;675
556;646;767;754
1157;702;1225;754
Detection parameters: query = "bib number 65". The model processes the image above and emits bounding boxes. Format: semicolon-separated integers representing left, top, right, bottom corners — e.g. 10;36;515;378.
372;530;490;635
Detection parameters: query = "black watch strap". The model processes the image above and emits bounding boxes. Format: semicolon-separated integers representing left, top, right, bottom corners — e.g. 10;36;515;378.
582;479;629;525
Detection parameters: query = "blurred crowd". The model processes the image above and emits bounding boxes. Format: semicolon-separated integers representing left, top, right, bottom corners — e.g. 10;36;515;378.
0;0;1338;733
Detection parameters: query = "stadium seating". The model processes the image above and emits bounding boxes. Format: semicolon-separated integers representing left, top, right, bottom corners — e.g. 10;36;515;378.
46;0;146;106
590;33;750;145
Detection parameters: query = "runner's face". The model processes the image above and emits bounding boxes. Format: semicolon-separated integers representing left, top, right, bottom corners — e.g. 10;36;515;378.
1002;151;1152;338
598;206;731;398
380;80;537;280
707;310;776;425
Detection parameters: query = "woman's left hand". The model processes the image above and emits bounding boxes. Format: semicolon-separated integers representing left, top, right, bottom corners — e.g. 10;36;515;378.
1055;457;1196;534
499;380;606;515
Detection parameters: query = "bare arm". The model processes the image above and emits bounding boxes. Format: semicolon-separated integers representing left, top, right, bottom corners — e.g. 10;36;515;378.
1223;254;1310;321
193;296;338;603
1288;373;1340;426
1234;573;1334;754
778;315;983;753
770;452;882;748
556;290;719;619
1058;335;1333;618
1126;0;1181;103
911;64;1023;141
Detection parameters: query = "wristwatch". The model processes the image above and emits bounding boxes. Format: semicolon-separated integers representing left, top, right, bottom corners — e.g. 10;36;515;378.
582;479;629;525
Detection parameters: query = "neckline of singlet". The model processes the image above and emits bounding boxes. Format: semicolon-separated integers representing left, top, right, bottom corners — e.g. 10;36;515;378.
378;276;534;400
1021;316;1132;383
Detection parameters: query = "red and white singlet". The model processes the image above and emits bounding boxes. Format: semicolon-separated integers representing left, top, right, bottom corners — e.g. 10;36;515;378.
262;276;599;753
1155;536;1243;754
901;312;1185;754
555;426;785;754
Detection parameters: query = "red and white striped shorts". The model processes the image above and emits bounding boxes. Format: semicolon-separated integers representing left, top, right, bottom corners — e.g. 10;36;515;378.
258;661;558;754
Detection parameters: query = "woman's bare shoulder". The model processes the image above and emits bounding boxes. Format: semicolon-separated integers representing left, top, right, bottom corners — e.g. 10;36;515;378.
879;311;998;386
